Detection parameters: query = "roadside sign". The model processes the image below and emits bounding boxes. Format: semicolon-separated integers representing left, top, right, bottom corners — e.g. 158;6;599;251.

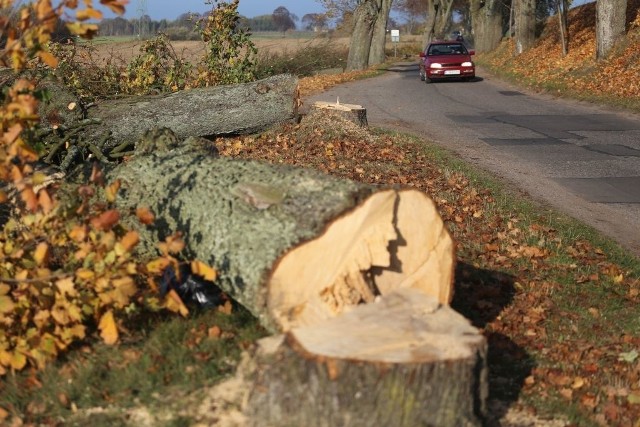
391;29;400;43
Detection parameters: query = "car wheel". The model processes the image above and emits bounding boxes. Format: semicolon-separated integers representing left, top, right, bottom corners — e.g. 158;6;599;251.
419;69;425;81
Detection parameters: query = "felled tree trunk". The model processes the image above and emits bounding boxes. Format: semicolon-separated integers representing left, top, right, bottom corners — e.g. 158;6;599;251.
40;75;300;171
109;140;487;425
86;74;299;143
111;144;455;332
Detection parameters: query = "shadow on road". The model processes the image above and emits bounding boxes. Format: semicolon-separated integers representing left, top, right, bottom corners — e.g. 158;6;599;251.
451;262;534;424
386;62;420;73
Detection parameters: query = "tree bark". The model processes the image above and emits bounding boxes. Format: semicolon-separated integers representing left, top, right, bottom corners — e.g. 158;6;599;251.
470;0;505;53
596;0;627;59
557;0;570;56
515;0;536;54
368;0;393;66
346;0;380;71
422;0;441;47
222;289;487;426
110;145;456;332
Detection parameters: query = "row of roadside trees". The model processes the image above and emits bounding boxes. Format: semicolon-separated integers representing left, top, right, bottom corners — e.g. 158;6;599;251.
322;0;631;70
97;6;330;39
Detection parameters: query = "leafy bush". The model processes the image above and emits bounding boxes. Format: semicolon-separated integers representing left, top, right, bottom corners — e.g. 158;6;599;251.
0;0;215;376
193;0;257;86
122;33;194;94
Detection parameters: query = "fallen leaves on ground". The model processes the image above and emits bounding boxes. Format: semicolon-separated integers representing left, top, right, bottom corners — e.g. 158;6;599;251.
215;110;640;425
478;0;640;103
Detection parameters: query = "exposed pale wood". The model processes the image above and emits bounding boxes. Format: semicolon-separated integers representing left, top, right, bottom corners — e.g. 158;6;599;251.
313;100;368;127
244;289;487;426
269;189;455;331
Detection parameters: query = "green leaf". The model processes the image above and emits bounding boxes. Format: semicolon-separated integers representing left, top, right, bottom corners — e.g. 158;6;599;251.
628;393;640;405
618;350;639;363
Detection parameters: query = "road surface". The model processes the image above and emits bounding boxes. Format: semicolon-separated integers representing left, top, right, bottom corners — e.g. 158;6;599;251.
307;64;640;256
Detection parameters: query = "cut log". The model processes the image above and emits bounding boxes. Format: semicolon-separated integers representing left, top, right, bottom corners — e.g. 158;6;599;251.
87;74;299;143
313;100;368;127
245;289;487;427
40;74;300;170
110;144;455;332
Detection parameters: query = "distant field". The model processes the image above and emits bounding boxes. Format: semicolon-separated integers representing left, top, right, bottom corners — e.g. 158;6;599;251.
88;33;350;64
86;31;422;65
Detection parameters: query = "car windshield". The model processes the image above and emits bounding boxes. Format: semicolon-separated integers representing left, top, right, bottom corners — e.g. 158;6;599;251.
428;44;468;56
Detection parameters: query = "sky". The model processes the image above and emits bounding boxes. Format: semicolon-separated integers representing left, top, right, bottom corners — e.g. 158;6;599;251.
109;0;327;21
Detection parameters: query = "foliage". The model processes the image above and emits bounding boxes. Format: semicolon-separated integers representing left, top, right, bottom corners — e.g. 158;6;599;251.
0;0;224;378
47;41;122;101
477;0;640;108
193;0;257;87
122;33;194;94
272;6;298;34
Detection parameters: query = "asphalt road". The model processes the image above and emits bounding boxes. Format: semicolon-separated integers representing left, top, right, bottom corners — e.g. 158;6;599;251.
306;63;640;257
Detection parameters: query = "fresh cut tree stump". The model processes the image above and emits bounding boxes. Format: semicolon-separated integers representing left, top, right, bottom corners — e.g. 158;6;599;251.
244;288;487;427
313;100;368;127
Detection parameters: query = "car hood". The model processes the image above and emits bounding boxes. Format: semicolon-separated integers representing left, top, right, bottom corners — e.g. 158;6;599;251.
427;54;472;63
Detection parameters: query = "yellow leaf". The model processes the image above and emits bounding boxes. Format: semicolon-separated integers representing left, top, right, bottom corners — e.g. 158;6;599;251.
69;224;87;242
0;351;11;367
0;296;14;314
164;289;189;317
98;311;119;345
75;268;95;281
33;309;51;329
33;242;49;266
37;50;59;68
65;22;98;38
191;260;217;281
76;7;102;21
105;180;120;202
146;257;170;274
10;351;26;371
112;277;136;306
55;277;77;297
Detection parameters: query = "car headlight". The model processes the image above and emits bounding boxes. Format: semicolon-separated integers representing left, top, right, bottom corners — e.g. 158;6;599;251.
430;63;442;69
462;61;473;67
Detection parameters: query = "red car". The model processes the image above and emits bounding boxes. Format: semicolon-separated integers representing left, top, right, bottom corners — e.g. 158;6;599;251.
419;41;476;83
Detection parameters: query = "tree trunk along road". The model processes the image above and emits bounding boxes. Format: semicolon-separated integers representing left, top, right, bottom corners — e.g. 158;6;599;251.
307;65;640;256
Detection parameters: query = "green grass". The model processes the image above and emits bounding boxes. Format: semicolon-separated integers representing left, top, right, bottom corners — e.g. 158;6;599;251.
0;306;264;425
